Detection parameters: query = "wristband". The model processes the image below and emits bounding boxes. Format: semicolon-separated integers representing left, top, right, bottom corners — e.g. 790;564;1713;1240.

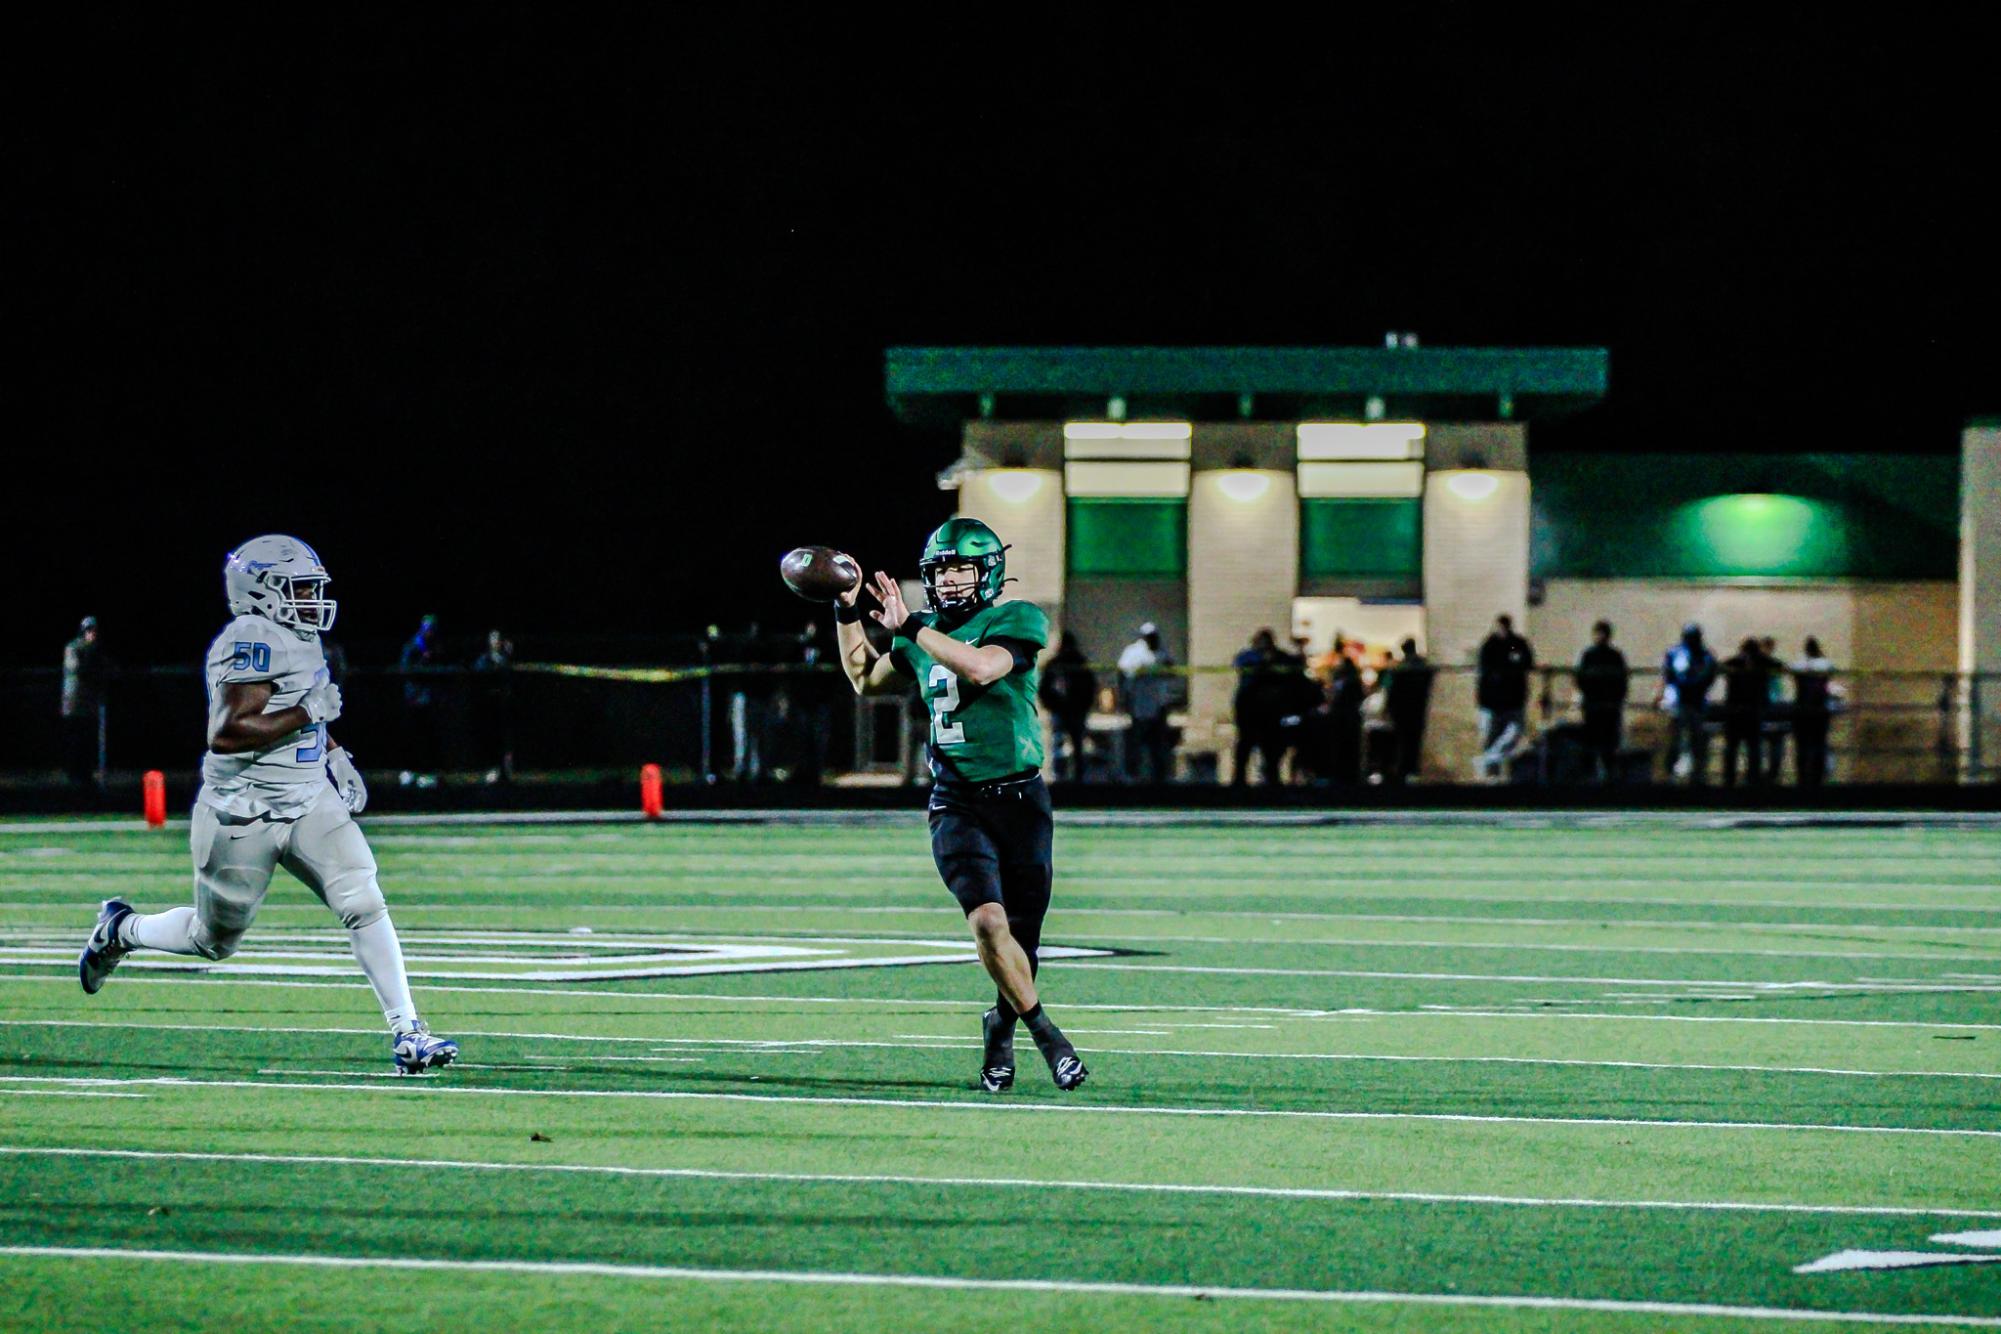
835;601;863;625
897;613;924;640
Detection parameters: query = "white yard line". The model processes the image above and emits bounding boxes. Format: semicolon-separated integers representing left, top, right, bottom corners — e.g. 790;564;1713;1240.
3;1145;1997;1220
0;1245;1996;1327
0;1090;149;1099
8;1019;1997;1081
11;976;2000;1040
1;1074;1995;1138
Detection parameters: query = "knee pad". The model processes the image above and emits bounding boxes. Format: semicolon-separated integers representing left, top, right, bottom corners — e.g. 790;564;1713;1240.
190;919;244;961
328;874;387;931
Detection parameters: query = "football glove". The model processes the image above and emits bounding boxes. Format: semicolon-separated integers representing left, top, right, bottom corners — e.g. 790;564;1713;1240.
301;679;344;725
327;746;368;814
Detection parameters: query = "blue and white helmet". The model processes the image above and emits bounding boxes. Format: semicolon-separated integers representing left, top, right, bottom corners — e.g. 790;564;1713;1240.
223;535;337;638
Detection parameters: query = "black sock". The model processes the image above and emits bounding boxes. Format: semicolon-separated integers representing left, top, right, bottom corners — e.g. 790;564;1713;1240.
992;995;1018;1026
1019;1003;1067;1053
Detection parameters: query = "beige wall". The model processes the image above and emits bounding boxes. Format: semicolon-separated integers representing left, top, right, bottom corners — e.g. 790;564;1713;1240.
1531;579;1960;783
956;469;1065;615
1186;468;1298;750
1531;579;1959;675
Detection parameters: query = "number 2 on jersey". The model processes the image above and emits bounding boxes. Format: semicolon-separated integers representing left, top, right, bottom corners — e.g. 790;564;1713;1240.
927;665;965;745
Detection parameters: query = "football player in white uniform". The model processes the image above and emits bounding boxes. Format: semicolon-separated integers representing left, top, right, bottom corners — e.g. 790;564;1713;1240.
77;535;458;1074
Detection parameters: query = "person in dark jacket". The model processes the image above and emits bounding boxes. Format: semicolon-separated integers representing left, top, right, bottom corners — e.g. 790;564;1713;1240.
1661;623;1720;785
1791;637;1837;787
1230;628;1294;785
1574;621;1630;781
1720;636;1774;787
1038;631;1097;783
1476;614;1534;780
1324;651;1367;786
1382;638;1433;784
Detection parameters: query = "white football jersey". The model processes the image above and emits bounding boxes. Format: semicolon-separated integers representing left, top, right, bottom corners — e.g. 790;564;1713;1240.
197;613;331;820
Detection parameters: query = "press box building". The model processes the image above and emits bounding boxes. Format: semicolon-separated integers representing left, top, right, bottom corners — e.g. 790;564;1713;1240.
885;346;1992;781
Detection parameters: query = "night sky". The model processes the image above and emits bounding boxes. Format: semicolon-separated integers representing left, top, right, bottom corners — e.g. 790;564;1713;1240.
12;9;1996;668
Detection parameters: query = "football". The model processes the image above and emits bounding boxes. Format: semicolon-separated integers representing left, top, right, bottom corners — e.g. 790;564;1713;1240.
779;546;861;601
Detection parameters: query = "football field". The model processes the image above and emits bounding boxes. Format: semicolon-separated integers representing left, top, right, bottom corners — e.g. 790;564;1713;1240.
3;811;2000;1331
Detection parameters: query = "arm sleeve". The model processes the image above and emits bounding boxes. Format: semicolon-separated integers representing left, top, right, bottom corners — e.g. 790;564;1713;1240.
986;637;1040;676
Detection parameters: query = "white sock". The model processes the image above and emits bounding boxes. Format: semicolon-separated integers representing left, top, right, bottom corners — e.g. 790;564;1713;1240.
122;907;202;955
349;915;419;1033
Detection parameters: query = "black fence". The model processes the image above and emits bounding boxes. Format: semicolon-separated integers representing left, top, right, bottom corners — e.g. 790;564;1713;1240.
4;661;1998;797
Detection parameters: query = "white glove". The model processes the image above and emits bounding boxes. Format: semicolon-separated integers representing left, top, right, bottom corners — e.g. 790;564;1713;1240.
301;680;344;725
327;746;368;813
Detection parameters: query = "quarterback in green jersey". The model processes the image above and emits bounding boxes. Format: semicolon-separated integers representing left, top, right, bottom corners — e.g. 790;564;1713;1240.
834;517;1087;1092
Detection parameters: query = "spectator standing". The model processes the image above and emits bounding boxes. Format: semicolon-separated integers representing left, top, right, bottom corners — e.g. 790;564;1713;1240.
1325;650;1367;786
1720;637;1773;787
1382;637;1434;784
1475;614;1534;781
1117;622;1176;783
790;618;835;787
1574;621;1630;781
1230;628;1291;785
1791;637;1837;787
1038;631;1096;783
398;614;442;787
1759;635;1789;782
60;616;110;788
1661;623;1719;785
471;628;515;784
728;622;771;784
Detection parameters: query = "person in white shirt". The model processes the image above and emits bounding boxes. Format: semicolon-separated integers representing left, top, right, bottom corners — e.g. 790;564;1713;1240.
1117;622;1175;782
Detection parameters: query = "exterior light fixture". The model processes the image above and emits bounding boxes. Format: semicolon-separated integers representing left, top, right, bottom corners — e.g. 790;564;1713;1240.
1214;471;1271;503
986;470;1045;503
1445;471;1500;502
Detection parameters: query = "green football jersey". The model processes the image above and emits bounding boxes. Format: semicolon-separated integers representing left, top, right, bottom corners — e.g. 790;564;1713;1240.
892;599;1049;782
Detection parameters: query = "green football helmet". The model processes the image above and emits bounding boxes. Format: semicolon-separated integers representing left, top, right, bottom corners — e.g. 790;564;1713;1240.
919;517;1009;614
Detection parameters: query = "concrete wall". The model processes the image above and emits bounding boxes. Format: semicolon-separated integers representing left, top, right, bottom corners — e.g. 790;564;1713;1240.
1964;427;2001;775
955;468;1066;615
1186;468;1298;747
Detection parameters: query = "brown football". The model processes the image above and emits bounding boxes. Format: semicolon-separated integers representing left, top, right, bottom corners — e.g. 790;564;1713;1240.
779;546;861;601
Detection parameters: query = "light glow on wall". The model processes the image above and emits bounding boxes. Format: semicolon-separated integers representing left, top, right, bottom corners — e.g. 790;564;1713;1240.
1680;493;1835;575
1213;471;1272;503
1444;471;1500;501
1064;421;1193;440
1297;422;1426;461
1064;460;1192;497
984;470;1046;503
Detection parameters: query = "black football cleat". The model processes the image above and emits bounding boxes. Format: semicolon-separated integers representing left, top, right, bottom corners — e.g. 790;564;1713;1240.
1051;1051;1089;1092
980;1006;1015;1093
79;899;135;995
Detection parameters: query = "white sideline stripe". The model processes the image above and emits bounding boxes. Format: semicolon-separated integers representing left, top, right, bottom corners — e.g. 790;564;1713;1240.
2;1074;1994;1139
8;1020;1997;1083
0;1246;1997;1327
7;1146;2000;1220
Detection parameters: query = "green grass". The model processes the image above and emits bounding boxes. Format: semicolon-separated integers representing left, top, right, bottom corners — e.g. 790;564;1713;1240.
3;814;2000;1330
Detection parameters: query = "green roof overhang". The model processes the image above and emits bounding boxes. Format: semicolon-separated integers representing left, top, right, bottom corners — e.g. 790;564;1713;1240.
885;345;1607;425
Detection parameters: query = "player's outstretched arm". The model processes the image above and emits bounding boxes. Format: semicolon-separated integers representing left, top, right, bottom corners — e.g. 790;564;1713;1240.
835;565;903;696
868;571;1014;686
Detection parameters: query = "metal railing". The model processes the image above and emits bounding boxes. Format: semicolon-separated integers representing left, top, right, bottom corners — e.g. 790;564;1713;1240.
2;661;1996;791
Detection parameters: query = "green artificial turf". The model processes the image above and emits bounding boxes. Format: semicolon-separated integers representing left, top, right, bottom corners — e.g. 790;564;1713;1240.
3;814;1999;1330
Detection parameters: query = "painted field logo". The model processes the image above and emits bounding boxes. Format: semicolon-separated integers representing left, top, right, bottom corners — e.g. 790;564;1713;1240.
1796;1230;2001;1274
2;928;1113;983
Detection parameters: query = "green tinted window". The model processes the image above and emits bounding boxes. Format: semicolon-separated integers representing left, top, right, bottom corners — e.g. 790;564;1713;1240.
1067;499;1187;579
1300;499;1422;580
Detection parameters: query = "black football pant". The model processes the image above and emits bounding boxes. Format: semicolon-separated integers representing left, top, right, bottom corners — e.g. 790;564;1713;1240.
928;774;1054;989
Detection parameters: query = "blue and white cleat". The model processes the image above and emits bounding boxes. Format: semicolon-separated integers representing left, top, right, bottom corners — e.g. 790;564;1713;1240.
79;899;135;995
392;1022;459;1074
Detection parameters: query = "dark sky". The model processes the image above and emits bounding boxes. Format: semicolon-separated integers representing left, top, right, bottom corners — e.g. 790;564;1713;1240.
12;9;1996;667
